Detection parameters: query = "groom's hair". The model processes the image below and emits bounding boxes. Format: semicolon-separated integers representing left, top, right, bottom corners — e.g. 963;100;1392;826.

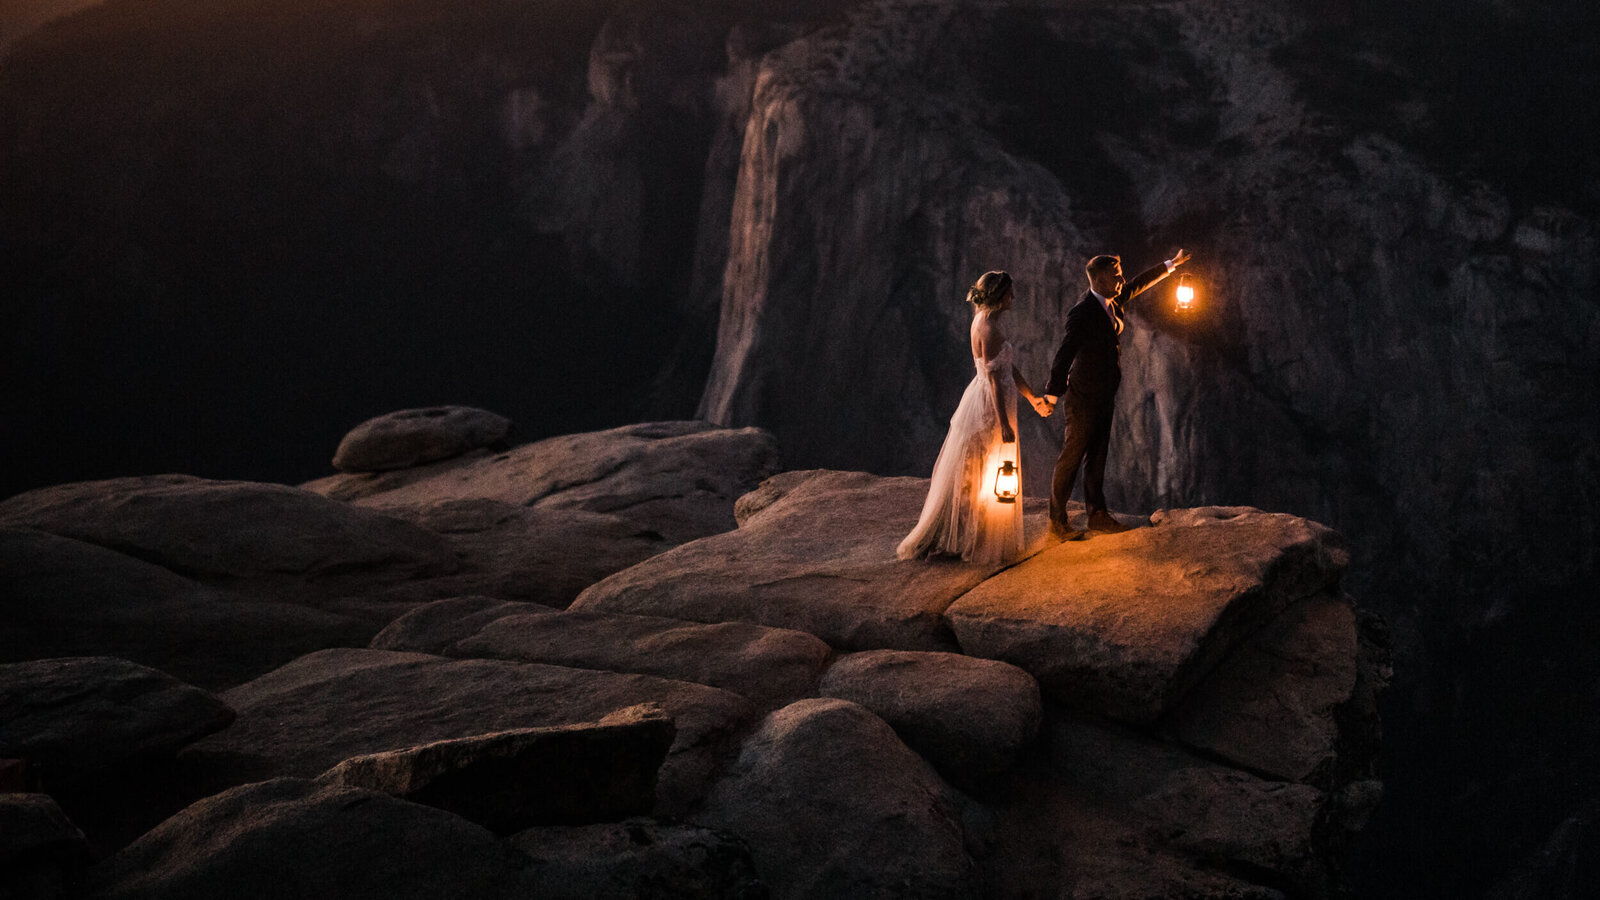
1086;255;1121;276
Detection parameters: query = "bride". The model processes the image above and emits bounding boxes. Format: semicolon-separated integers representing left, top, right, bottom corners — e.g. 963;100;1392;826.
897;271;1048;564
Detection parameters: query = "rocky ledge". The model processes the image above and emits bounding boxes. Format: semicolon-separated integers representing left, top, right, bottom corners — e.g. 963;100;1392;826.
1;417;1385;899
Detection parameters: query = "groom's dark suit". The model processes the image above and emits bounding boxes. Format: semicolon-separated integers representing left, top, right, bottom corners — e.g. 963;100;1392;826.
1044;261;1169;532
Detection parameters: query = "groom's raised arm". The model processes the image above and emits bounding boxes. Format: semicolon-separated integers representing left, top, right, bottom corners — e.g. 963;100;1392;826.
1123;260;1174;301
1125;249;1191;303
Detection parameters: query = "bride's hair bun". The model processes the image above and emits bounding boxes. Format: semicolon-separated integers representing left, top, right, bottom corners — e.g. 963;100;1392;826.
967;270;1012;309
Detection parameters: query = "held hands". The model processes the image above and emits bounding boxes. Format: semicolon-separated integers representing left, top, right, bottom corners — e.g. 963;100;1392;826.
1031;395;1056;417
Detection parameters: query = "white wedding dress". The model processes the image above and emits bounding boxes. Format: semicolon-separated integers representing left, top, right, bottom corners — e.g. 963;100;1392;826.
897;340;1024;564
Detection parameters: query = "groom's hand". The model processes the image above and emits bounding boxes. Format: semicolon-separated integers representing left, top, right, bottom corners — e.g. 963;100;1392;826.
1167;248;1192;270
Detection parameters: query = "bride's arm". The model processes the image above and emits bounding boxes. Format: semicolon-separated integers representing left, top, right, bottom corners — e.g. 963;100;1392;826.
976;320;1015;443
1014;366;1051;417
991;367;1015;443
1013;366;1039;401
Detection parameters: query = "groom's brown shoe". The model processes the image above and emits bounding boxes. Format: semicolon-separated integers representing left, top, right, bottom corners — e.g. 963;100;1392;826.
1049;522;1087;542
1087;511;1132;534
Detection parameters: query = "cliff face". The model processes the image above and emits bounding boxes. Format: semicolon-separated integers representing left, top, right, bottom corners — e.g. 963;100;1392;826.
691;1;1600;894
698;3;1088;478
700;0;1598;597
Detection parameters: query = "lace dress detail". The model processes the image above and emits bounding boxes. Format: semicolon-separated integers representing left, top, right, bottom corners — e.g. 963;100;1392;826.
896;341;1024;564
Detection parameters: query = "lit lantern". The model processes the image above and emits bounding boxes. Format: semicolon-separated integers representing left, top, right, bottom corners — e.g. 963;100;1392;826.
994;460;1019;503
1175;273;1195;310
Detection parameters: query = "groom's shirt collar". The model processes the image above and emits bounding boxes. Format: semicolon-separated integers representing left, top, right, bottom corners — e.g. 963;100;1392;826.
1090;288;1114;318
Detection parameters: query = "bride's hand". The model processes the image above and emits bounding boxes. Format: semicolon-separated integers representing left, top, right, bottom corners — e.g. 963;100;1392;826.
1000;422;1016;444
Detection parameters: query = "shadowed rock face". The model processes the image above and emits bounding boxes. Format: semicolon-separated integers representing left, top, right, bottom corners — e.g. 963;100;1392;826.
508;817;764;900
82;778;530;900
317;704;676;833
1036;717;1332;898
0;525;376;690
0;657;235;785
0;792;91;898
698;698;975;900
1173;591;1362;784
817;649;1041;785
181;648;754;816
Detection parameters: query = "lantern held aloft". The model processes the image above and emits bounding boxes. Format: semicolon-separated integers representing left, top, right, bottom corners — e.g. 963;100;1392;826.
994;460;1019;503
1175;273;1195;310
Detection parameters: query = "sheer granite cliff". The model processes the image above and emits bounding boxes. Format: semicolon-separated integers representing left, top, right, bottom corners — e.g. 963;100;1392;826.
691;4;1600;893
698;0;1598;624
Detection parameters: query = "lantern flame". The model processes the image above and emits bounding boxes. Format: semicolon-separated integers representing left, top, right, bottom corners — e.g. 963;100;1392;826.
1176;273;1195;310
994;460;1018;503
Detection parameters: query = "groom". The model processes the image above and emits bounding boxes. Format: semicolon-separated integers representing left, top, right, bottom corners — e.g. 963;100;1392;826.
1037;249;1191;540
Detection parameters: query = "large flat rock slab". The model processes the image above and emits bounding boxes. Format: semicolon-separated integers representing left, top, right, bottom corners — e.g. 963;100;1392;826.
573;470;1048;651
945;506;1348;724
376;599;832;708
304;421;781;545
453;608;832;709
369;499;669;608
183;648;754;815
0;475;458;581
369;595;537;654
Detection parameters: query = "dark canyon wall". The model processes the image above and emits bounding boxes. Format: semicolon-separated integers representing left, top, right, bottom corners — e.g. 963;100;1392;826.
692;3;1600;895
4;0;1599;896
0;0;779;492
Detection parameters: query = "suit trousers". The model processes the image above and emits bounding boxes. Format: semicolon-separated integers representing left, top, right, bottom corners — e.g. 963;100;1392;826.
1050;390;1114;529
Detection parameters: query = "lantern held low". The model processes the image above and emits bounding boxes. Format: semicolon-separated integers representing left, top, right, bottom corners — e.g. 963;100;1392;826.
994;460;1019;503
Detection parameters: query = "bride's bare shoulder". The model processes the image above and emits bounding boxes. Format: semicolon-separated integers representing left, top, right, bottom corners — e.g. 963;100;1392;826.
971;312;1005;360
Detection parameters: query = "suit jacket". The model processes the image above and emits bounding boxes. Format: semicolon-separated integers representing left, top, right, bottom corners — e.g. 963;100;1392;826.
1044;261;1169;402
